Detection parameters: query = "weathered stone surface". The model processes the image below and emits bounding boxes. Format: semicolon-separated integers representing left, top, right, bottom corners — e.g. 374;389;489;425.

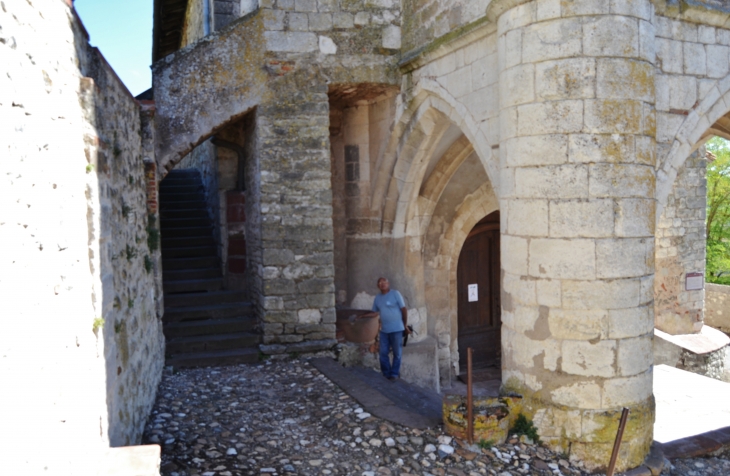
2;0;164;470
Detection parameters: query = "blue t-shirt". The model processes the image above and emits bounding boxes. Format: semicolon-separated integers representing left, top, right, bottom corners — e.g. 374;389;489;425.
372;290;406;333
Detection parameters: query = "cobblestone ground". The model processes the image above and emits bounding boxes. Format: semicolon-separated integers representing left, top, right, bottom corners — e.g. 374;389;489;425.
665;454;730;475
141;359;729;476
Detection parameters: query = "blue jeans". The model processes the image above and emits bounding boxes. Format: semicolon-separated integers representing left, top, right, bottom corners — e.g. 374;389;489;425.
379;330;404;378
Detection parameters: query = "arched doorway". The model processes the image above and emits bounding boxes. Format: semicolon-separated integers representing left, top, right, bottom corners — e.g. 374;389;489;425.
456;210;501;378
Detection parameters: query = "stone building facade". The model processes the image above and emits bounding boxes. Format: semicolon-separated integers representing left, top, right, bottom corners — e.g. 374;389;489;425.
6;0;730;473
147;0;730;470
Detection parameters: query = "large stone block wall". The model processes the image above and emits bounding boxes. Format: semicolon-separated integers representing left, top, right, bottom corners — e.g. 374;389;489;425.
260;0;403;55
655;149;707;334
402;0;489;52
1;0;164;471
706;283;730;334
496;2;656;471
654;14;730;209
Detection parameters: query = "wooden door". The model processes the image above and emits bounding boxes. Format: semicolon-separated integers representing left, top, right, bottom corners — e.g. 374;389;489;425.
457;212;501;372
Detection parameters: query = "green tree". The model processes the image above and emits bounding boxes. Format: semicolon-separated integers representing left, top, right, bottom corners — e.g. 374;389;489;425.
705;137;730;284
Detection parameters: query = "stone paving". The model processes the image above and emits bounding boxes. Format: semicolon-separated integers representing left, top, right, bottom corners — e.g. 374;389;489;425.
142;359;730;476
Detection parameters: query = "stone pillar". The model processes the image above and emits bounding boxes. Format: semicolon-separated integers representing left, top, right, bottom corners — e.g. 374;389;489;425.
253;69;338;355
498;1;656;471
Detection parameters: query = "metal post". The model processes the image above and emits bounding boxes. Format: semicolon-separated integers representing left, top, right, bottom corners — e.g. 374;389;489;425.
606;407;630;476
467;347;473;444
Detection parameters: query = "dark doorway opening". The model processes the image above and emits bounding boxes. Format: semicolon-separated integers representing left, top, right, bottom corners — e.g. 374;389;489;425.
457;210;501;382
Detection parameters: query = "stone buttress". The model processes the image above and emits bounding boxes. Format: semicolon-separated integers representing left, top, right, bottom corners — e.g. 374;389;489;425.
496;1;656;471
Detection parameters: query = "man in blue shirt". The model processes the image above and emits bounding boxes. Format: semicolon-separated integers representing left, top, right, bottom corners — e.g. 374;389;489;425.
370;277;410;381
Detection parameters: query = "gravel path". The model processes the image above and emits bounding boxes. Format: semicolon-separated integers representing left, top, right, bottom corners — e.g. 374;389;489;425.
141;359;729;476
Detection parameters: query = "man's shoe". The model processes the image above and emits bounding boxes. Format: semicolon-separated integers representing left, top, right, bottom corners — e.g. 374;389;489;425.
387;376;397;381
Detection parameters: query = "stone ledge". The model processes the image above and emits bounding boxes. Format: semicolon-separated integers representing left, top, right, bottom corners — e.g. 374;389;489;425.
99;445;161;476
659;426;730;460
260;338;337;354
655;326;730;354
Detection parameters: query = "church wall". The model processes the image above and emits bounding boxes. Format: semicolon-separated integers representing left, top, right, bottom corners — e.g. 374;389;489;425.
653;15;730;334
655;149;707;334
1;0;164;471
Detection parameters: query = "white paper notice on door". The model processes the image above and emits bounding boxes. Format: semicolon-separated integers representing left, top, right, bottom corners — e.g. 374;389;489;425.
468;284;478;302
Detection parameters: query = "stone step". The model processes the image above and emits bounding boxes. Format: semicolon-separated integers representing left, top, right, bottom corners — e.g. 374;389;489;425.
165;347;260;368
166;169;200;178
162;235;215;248
163;277;224;293
159;184;204;194
159;200;207;210
164;290;248;308
164;301;253;322
161;245;217;259
160;208;209;220
166;331;261;354
160;217;211;228
162;256;219;270
161;177;201;186
163;267;221;282
160;191;205;205
160;226;213;238
163;316;257;338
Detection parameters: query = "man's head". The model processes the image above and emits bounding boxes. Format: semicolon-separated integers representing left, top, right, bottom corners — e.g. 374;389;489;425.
377;277;390;294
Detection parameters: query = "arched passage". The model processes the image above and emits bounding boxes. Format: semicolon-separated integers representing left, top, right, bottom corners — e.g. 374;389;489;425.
655;73;730;335
353;87;500;387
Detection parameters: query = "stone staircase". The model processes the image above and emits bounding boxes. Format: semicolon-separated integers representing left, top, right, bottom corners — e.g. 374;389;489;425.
160;169;260;367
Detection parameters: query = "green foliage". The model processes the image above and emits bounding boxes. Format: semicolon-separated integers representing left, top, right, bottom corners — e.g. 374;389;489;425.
146;214;159;252
510;413;541;444
85;163;95;173
705;137;730;283
127;298;134;309
114;320;123;334
125;244;137;261
92;317;105;332
477;438;494;449
144;255;153;273
121;203;131;218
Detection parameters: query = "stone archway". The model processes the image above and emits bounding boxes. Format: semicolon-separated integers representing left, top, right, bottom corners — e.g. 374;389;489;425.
371;88;500;386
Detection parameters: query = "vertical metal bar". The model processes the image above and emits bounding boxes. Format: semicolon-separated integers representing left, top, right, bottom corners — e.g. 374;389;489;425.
606;407;630;476
467;347;473;444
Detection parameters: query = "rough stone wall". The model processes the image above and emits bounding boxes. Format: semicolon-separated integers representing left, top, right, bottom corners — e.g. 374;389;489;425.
1;0;164;471
706;283;730;334
255;67;338;354
655;149;707;334
84;49;165;448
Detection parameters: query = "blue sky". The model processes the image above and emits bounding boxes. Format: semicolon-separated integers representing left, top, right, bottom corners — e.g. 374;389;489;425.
74;0;153;97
